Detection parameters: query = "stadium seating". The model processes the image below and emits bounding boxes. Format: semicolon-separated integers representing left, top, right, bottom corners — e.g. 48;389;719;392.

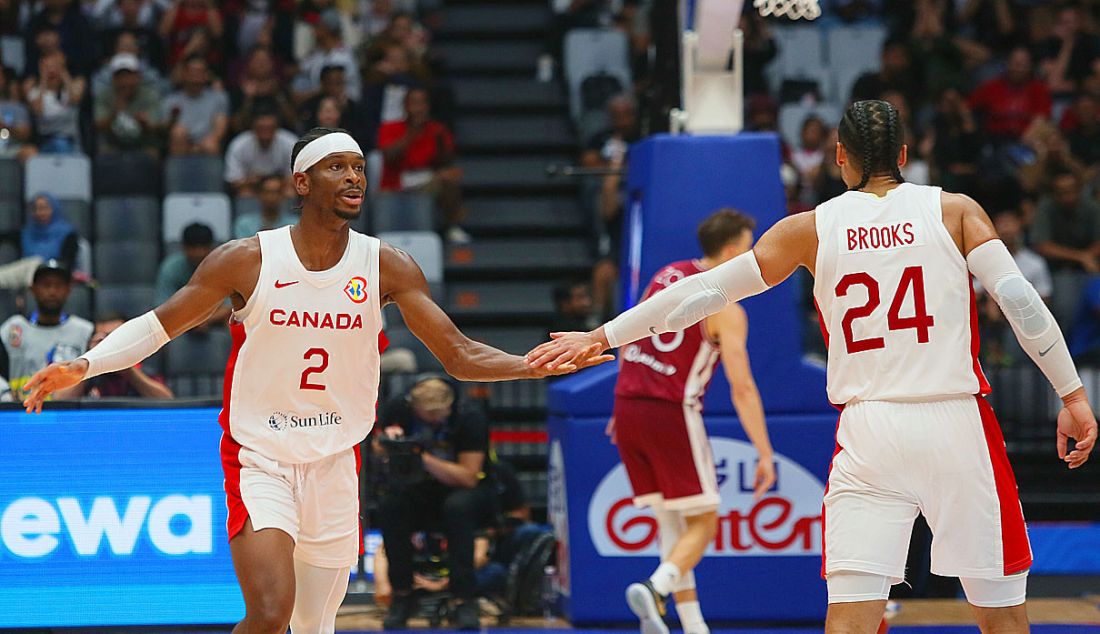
164;330;233;375
383;326;443;372
766;25;826;95
94;241;160;285
447;281;557;319
563;29;631;122
59;200;93;238
164;156;225;194
378;230;443;284
24;154;92;202
0;36;23;75
0;200;20;232
826;25;887;103
66;284;93;320
0;159;22;203
371;191;434;233
95;196;160;243
93;152;162;197
162;193;232;245
96;284;155;317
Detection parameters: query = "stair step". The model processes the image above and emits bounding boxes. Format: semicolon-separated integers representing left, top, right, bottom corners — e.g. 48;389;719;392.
447;280;557;317
456;114;574;150
436;41;543;74
458;155;572;189
438;4;548;37
447;237;591;274
453;78;565;111
465;196;587;233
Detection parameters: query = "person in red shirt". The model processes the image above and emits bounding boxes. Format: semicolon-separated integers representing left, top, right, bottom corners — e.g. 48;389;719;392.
376;87;468;242
968;46;1052;141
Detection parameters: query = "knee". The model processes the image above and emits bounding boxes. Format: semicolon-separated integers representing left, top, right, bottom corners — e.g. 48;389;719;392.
974;606;1028;633
246;588;294;633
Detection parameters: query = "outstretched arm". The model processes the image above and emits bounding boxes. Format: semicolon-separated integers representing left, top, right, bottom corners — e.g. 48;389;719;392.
380;244;611;382
955;194;1097;468
22;240;258;412
526;211;818;369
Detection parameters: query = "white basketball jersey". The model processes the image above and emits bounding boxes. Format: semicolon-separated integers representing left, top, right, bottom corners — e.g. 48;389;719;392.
221;226;382;463
812;183;989;405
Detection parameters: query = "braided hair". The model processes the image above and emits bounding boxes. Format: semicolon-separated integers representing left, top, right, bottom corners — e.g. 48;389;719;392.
837;100;905;191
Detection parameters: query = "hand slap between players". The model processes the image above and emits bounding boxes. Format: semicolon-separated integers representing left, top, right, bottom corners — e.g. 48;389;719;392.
526;339;614;376
526;330;609;372
22;359;89;414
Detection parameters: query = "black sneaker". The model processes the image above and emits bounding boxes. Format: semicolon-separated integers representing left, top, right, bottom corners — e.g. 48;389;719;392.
383;593;419;630
453;600;480;631
625;580;669;634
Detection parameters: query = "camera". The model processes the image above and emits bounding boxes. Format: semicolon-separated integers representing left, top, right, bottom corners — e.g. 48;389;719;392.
379;436;428;484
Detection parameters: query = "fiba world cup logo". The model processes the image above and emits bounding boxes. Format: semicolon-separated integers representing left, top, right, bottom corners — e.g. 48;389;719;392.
268;411;289;431
344;277;367;304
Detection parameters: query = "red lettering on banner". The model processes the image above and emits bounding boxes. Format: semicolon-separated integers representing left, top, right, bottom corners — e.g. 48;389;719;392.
270;309;286;325
857;227;869;250
321;314;334;329
303;312;319;328
847;229;858;252
287;311;301;327
607;496;821;553
606;498;657;551
845;222;920;252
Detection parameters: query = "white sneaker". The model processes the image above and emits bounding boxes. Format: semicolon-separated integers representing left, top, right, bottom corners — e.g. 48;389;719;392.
446;226;472;244
626;581;669;634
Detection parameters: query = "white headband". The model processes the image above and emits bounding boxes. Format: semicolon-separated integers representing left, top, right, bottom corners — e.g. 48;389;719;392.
292;132;364;174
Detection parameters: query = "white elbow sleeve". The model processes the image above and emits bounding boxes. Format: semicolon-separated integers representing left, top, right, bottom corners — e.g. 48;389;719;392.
967;240;1082;397
605;251;770;349
79;311;171;380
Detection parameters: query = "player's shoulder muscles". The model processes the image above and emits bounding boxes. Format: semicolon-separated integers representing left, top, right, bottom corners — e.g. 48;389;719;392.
708;301;747;344
190;236;261;296
941;191;997;257
753;210;817;285
378;241;430;303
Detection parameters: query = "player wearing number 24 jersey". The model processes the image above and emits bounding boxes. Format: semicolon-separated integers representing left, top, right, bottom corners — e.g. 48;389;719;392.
22;128;611;634
528;100;1097;634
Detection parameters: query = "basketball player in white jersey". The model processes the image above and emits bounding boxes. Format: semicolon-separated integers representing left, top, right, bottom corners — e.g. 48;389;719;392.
21;127;611;634
528;101;1098;634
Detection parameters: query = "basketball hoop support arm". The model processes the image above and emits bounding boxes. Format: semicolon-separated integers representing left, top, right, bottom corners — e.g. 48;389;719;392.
673;0;744;135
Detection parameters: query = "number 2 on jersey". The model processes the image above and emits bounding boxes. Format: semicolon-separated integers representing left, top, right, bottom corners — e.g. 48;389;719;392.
300;348;329;390
835;266;934;354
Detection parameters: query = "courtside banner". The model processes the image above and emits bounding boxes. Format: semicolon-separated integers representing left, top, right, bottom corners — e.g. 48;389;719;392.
0;406;243;627
548;409;836;624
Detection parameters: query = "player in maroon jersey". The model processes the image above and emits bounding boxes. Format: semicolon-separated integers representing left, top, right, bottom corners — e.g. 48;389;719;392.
610;209;775;634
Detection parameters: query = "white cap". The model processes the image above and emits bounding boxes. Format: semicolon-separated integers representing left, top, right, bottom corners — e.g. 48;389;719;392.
109;53;140;75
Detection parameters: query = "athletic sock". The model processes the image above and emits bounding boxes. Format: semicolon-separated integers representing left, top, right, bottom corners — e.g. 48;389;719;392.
676;601;708;634
648;562;681;596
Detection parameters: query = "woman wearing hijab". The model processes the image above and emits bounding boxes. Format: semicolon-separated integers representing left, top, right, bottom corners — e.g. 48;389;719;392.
22;193;78;266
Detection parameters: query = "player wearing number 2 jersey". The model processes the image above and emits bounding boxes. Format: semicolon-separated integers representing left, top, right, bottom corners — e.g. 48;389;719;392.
22;128;611;634
529;100;1097;634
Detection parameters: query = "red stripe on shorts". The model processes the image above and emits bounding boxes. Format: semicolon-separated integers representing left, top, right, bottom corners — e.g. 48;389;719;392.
220;321;249;542
820;409;843;580
968;280;992;396
975;396;1032;575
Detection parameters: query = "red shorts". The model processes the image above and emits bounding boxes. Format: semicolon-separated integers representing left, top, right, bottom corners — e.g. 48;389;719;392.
613;396;720;514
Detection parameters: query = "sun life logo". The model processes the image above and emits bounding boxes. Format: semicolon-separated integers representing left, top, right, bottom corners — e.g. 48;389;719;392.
269;411;289;431
344;276;367;304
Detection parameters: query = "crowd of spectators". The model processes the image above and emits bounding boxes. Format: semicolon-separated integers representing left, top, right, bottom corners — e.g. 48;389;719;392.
0;0;461;223
574;0;1100;370
0;0;459;400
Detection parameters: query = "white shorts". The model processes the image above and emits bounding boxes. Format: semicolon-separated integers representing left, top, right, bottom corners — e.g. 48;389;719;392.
222;435;362;568
823;396;1031;583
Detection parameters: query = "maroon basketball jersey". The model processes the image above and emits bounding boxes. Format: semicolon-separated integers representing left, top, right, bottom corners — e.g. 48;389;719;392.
614;260;721;406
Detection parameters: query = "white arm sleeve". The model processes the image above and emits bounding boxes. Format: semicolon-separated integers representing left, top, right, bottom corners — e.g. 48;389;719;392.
967;240;1083;397
604;250;771;348
78;311;171;380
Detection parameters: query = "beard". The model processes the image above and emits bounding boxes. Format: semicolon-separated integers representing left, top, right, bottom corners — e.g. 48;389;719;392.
333;205;361;221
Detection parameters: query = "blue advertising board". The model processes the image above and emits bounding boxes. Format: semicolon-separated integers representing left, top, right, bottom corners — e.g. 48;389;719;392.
0;406;243;627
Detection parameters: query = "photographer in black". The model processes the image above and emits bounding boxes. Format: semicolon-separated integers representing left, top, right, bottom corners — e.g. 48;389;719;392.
375;375;496;631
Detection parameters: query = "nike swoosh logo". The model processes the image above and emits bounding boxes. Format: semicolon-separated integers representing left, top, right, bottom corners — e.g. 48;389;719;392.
649;326;659;335
1039;341;1057;357
275;280;299;288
